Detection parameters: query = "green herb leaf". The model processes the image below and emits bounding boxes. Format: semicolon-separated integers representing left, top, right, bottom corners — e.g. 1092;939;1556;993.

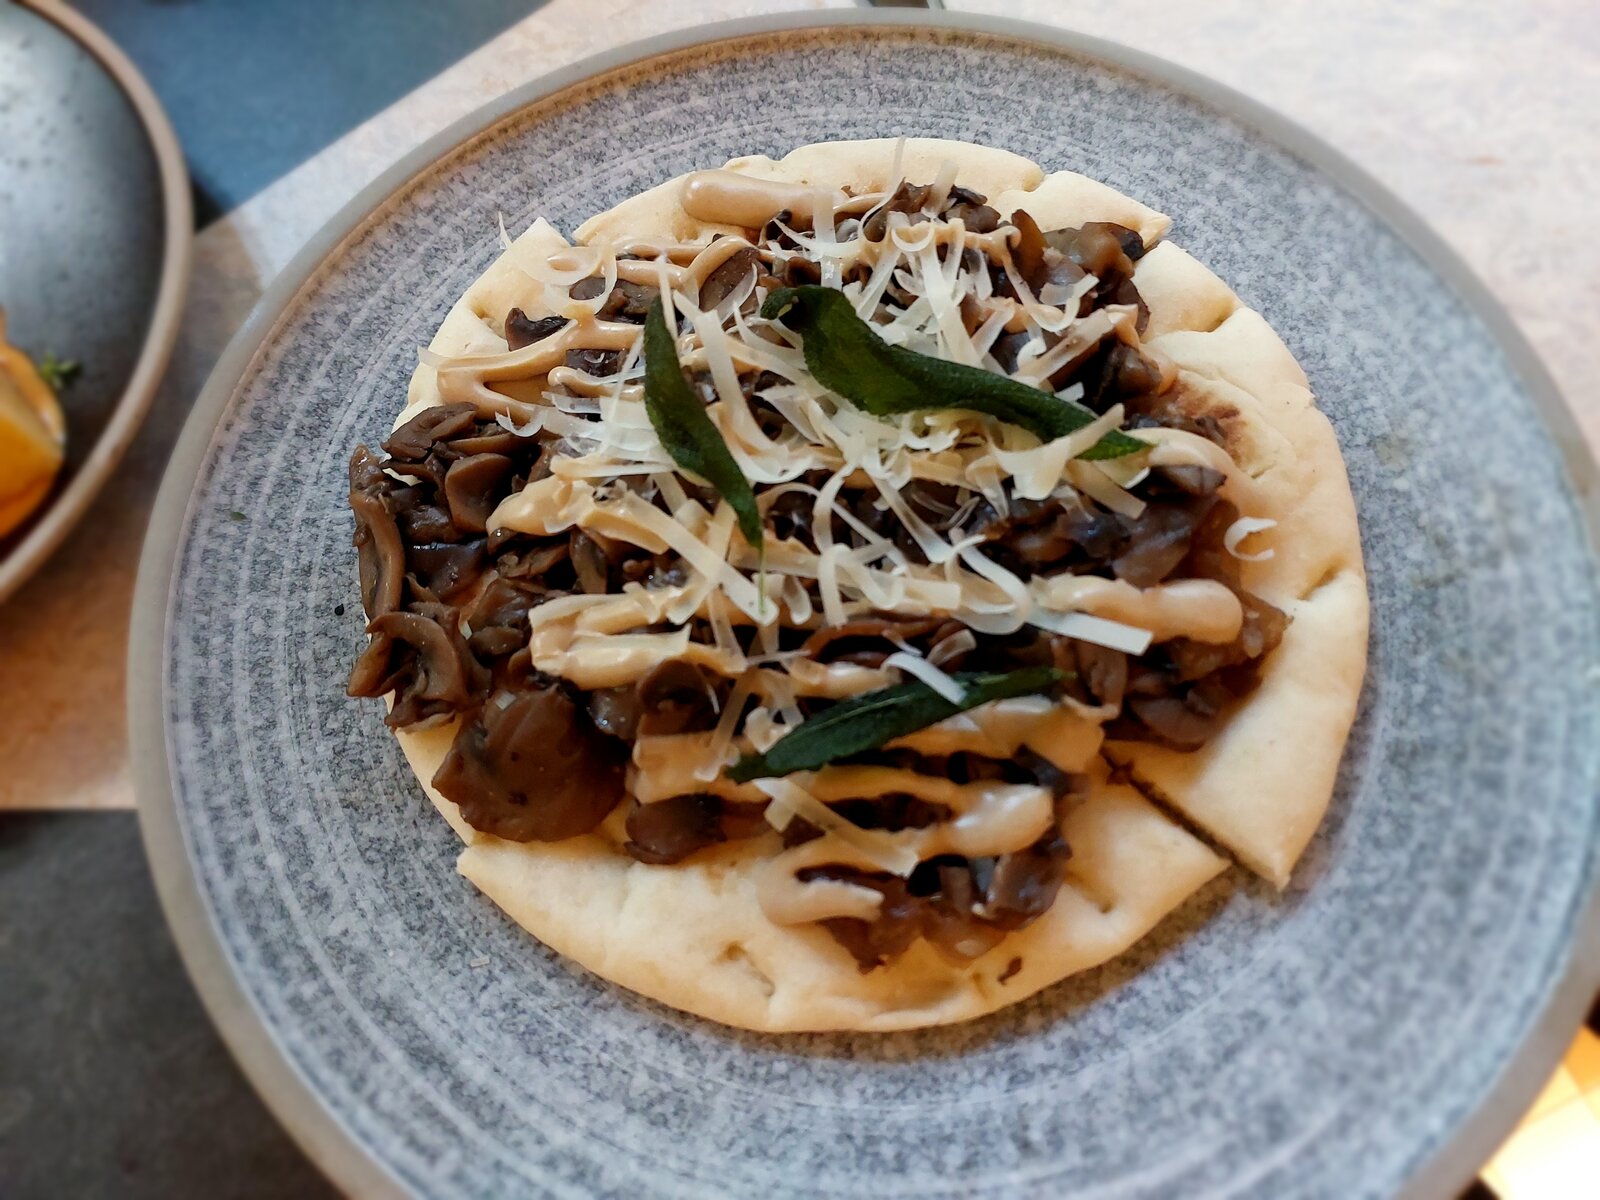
761;285;1144;459
643;298;763;550
36;352;80;393
729;666;1066;782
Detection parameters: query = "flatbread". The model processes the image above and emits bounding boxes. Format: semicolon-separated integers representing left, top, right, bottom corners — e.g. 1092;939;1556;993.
386;138;1367;1031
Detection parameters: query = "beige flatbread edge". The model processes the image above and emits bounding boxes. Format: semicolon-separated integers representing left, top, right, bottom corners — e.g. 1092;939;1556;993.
398;725;1225;1032
1103;307;1369;886
380;137;1363;1030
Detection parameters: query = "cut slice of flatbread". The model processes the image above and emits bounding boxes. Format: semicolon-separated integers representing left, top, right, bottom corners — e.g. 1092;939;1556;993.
453;757;1225;1033
378;138;1366;1030
1106;259;1369;884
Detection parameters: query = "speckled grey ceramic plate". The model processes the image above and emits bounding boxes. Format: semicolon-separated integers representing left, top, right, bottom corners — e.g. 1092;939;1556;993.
131;13;1600;1199
0;0;190;602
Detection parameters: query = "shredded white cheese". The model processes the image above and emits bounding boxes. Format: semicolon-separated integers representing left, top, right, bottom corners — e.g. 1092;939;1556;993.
1224;515;1278;561
756;779;920;876
458;180;1263;752
883;651;968;704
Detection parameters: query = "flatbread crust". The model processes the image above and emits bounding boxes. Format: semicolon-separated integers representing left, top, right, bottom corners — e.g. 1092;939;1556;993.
388;138;1367;1030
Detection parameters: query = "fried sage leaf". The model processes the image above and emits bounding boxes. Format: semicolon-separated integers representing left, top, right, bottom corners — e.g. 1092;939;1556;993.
761;285;1144;459
643;297;763;549
729;666;1066;782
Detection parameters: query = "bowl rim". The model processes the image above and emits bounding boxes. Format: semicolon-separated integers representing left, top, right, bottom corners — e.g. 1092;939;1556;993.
0;0;194;604
129;10;1600;1198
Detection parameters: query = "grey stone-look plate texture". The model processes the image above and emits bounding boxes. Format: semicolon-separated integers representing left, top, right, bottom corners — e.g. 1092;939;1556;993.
133;15;1600;1199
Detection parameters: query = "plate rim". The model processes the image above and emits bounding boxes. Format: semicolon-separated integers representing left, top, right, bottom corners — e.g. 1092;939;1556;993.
129;10;1600;1197
0;0;194;603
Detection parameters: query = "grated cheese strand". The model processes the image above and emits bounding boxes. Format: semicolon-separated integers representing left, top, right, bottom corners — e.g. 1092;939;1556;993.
756;779;920;876
882;651;968;704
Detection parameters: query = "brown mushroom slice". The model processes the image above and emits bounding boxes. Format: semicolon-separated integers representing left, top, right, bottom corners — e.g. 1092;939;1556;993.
433;687;626;841
1057;504;1128;564
449;428;529;457
1010;514;1077;569
781;257;823;288
346;632;400;699
1238;593;1289;659
1079;341;1164;409
622;794;725;864
901;478;965;525
394;497;459;546
982;832;1070;931
462;574;535;633
1007;208;1047;291
944;185;1000;234
1040;251;1089;305
635;660;719;737
805;871;926;973
800;616;941;666
1050;221;1139;279
466;627;524;659
495;538;569;580
504;309;568;351
366;614;476;720
443;452;515;533
1052;638;1129;708
989;330;1031;375
980;496;1127;574
605;279;657;322
407;538;487;600
860;181;932;242
1122;693;1221;752
1039;325;1116;393
570;278;656;324
462;576;542;662
349;446;406;620
926;622;975;671
921;863;1009;963
698;245;760;312
1112;500;1215;588
1157;464;1225;497
383;402;477;462
569;530;611;594
1174;499;1243;589
1105;275;1151;332
587;685;641;742
1105;222;1149;263
567;346;623;377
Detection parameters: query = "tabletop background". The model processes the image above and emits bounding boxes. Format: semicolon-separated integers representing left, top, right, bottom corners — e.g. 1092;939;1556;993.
1;0;1595;1194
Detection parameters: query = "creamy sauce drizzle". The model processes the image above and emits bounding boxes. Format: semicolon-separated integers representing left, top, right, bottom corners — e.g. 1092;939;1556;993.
754;771;1061;926
680;170;830;228
1030;577;1243;645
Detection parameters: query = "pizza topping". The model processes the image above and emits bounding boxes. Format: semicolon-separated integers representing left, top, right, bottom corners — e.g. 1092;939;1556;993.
762;285;1145;457
622;793;726;864
641;297;764;551
348;446;407;620
763;768;1084;971
635;659;720;737
729;667;1066;782
505;309;569;350
348;167;1295;969
1223;515;1277;561
434;687;627;841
